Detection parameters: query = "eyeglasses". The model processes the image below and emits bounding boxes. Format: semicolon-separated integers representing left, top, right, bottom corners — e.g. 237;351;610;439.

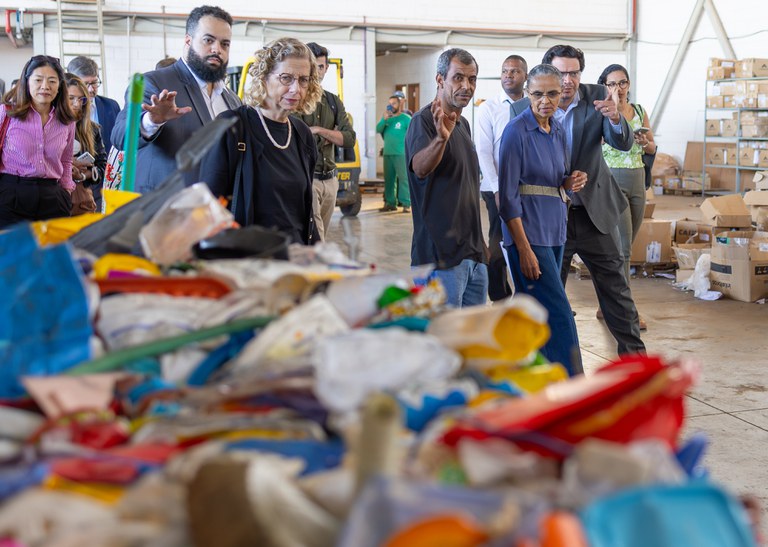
274;73;310;88
605;80;629;90
527;90;562;101
83;79;102;89
69;96;88;106
560;70;581;79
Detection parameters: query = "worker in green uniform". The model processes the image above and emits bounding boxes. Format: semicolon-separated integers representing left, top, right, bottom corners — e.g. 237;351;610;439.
376;93;411;213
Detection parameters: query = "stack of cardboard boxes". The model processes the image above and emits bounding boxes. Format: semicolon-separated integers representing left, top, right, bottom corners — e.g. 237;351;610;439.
631;188;768;302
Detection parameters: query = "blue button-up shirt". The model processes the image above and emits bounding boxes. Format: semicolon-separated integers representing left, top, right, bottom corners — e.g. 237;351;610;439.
499;107;569;247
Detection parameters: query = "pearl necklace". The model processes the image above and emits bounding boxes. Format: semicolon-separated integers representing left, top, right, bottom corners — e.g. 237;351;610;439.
256;106;292;150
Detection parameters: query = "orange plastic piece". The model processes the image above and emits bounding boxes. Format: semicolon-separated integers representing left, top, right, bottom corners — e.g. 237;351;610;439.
383;514;490;547
96;276;232;298
540;511;588;547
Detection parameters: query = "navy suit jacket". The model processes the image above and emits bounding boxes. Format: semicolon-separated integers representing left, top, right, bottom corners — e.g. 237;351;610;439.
111;59;241;193
94;95;120;153
510;83;633;234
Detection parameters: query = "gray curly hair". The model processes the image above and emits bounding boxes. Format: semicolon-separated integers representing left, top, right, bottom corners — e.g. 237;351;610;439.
245;37;323;115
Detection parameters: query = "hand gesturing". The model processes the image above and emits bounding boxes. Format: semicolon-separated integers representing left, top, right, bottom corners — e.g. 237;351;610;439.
142;89;193;125
431;94;457;141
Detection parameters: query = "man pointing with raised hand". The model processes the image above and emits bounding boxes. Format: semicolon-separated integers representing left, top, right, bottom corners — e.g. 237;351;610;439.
405;48;488;308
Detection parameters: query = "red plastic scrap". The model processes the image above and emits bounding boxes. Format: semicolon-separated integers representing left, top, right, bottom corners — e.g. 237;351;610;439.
442;355;695;459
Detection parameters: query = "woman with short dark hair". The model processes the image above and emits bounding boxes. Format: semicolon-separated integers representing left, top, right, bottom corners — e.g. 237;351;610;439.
0;55;76;228
200;37;323;244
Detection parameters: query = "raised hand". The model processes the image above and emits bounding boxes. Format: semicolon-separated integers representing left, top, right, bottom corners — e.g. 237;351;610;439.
142;89;193;125
431;93;457;142
593;85;621;124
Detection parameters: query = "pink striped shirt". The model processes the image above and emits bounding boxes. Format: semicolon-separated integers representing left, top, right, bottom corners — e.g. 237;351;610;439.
0;103;75;192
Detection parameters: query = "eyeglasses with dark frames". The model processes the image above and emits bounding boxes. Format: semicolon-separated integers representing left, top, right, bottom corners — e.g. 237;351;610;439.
527;90;562;101
605;80;630;90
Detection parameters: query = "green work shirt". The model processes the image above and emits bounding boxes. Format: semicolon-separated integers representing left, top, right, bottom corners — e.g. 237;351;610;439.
295;90;356;175
376;113;411;156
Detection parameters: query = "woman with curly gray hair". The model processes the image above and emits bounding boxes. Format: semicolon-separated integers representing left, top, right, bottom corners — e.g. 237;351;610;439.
200;37;322;244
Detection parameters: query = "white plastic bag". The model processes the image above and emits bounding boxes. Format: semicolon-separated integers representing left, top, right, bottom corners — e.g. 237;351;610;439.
313;328;461;414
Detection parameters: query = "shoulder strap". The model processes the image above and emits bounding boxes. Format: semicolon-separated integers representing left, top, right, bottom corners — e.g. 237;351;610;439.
633;103;644;120
230;107;248;223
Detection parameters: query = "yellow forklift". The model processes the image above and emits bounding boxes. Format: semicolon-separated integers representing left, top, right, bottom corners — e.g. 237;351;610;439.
228;58;363;216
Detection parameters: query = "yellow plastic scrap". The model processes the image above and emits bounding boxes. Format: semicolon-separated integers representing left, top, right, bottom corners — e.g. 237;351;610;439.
92;253;161;279
31;213;103;245
103;188;141;215
43;475;125;504
484;363;569;394
428;300;550;368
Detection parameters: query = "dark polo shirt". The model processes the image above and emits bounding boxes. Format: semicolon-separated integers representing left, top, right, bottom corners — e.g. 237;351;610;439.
405;102;486;269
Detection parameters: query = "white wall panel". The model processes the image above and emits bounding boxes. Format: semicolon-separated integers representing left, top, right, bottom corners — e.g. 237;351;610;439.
9;1;629;34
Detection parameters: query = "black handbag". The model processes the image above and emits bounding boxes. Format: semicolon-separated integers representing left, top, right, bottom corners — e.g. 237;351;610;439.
634;104;656;189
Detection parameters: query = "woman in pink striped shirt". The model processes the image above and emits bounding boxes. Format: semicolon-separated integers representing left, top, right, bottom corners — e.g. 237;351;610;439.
0;55;77;228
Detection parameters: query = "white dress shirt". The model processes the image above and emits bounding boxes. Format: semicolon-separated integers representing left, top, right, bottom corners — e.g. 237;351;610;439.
476;90;520;194
141;57;228;137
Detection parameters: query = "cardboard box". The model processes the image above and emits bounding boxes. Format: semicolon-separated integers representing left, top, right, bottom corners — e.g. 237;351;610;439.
709;230;768;302
681;171;711;191
644;202;656;218
707;95;724;109
708;147;726;165
672;243;711;269
735;58;768;78
723;95;736;109
718;82;737;96
707;67;725;80
710;58;737;68
699;194;752;227
727;146;738;166
744;190;768;223
646;187;655;202
742;125;768;139
705;119;720;136
697;223;752;244
760;151;768;169
675;218;701;244
676;269;695;283
720;119;738;137
663;176;681;190
630;219;672;264
755;171;768;190
739;145;758;167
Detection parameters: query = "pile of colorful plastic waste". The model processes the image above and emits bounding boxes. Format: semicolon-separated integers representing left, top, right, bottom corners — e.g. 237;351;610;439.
0;185;761;547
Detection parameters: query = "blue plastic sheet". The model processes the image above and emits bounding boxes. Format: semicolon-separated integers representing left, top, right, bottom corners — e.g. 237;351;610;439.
0;225;92;398
582;482;756;547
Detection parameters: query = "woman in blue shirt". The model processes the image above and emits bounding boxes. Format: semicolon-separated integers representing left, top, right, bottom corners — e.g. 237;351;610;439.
498;64;587;376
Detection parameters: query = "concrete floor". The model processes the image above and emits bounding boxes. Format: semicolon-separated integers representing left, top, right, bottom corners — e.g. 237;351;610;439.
326;192;768;528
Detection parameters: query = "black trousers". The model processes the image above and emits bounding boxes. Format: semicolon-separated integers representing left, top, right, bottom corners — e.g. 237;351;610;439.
481;191;513;302
0;174;71;229
560;207;645;355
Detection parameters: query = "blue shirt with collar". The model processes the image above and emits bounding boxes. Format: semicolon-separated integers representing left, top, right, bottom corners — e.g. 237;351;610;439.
499;107;570;247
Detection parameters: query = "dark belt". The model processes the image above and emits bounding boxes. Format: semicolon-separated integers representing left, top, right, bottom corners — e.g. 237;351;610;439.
569;205;586;210
314;169;337;181
0;174;58;186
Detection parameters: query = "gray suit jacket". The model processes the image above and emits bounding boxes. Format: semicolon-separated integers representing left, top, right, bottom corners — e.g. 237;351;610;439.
510;83;632;234
111;59;241;193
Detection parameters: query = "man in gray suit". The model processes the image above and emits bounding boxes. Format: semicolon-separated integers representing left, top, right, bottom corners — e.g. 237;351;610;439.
111;5;241;193
511;45;644;357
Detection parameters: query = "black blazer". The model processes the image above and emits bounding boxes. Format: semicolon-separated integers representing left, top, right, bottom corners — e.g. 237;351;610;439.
94;95;120;153
199;106;319;245
111;59;241;194
511;83;633;234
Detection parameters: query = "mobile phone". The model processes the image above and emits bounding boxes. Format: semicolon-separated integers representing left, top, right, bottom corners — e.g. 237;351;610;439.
634;127;650;134
77;152;95;164
386;105;394;112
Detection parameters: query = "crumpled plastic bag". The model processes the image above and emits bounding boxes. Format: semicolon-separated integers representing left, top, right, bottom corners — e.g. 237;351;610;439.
139;183;234;266
686;254;722;301
427;294;549;368
313;328;462;414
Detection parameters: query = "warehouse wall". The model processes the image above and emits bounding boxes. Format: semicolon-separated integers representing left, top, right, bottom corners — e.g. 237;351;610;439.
5;0;768;175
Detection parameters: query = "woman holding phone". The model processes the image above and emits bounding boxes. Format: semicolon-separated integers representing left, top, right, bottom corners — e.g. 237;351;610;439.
66;73;107;214
597;64;656;330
